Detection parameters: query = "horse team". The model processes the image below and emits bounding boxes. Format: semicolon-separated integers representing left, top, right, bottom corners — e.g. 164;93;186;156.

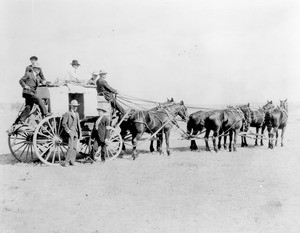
120;98;288;158
187;99;288;152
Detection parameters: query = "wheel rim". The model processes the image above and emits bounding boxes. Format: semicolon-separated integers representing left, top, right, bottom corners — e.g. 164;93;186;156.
33;116;68;165
8;129;36;162
104;126;123;161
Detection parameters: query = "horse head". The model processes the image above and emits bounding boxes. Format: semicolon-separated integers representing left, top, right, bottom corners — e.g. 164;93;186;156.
165;100;189;122
262;100;275;112
280;99;288;112
237;103;251;131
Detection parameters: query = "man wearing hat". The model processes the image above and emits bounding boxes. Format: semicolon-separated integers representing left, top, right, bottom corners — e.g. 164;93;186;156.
18;56;50;123
61;99;82;166
90;106;110;162
64;60;80;82
96;70;125;114
86;70;99;85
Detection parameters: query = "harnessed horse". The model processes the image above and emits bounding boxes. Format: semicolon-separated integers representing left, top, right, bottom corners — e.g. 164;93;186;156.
262;99;288;149
128;100;188;159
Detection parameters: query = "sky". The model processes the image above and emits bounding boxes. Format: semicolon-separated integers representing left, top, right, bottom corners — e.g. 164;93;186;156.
0;0;299;106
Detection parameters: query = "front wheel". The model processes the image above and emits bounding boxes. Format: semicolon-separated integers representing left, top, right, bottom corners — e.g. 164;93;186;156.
95;126;123;161
8;126;37;163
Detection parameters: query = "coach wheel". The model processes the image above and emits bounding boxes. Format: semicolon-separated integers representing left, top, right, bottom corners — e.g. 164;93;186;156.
94;126;123;161
8;126;37;163
33;116;68;165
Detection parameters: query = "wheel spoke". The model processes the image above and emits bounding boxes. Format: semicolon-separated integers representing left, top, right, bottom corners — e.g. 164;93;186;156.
52;146;57;163
45;145;55;162
19;143;29;159
47;119;56;136
13;142;27;152
11;140;28;147
38;142;54;158
25;144;30;162
37;131;53;139
30;143;34;160
52;118;57;134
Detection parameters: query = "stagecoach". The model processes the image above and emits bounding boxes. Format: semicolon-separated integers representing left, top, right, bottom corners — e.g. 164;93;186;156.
7;83;123;165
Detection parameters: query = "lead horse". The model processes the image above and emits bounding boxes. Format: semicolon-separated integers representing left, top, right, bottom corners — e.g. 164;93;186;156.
262;99;288;149
128;99;188;159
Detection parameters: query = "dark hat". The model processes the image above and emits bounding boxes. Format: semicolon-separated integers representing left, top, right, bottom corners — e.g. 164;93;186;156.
30;56;38;61
71;60;80;66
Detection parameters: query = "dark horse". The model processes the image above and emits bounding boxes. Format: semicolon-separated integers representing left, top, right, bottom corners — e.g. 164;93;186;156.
262;99;288;149
187;110;208;151
187;106;250;152
127;99;188;159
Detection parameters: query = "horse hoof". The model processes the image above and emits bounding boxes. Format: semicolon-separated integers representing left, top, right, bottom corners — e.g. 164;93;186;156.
281;143;284;147
224;146;227;150
206;148;211;152
229;148;232;152
214;149;218;153
254;143;258;146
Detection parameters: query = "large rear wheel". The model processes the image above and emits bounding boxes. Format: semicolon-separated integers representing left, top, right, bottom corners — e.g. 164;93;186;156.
33;116;68;165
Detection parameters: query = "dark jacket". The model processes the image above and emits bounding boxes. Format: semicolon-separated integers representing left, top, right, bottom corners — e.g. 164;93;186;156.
96;78;117;95
19;65;45;95
62;111;82;138
92;115;110;142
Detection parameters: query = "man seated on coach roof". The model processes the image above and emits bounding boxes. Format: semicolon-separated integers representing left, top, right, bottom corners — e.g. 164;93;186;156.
18;56;51;124
96;70;125;115
86;70;99;85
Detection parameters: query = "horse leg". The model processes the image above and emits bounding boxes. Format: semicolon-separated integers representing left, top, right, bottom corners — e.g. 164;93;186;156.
281;126;286;147
205;129;211;151
233;129;239;152
150;139;154;153
274;128;279;147
218;129;222;150
212;130;219;152
223;134;227;150
260;125;265;146
190;129;199;151
157;131;164;155
228;130;233;152
164;127;171;156
131;131;143;159
254;127;259;146
267;126;273;149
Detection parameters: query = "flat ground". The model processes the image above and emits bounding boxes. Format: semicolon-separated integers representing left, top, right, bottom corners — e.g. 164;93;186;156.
1;107;300;233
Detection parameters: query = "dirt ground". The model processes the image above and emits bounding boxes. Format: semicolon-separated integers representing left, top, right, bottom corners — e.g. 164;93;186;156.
1;108;300;233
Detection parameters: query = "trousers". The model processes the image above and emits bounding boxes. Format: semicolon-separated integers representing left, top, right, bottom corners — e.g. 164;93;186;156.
91;139;107;161
19;93;47;122
64;131;78;165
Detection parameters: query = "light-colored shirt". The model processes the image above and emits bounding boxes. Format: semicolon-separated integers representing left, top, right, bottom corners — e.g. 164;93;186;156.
64;66;79;82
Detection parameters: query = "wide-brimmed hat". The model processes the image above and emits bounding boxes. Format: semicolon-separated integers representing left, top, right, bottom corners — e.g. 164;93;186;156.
70;60;80;66
99;70;107;75
30;56;38;61
91;71;99;76
70;100;80;106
